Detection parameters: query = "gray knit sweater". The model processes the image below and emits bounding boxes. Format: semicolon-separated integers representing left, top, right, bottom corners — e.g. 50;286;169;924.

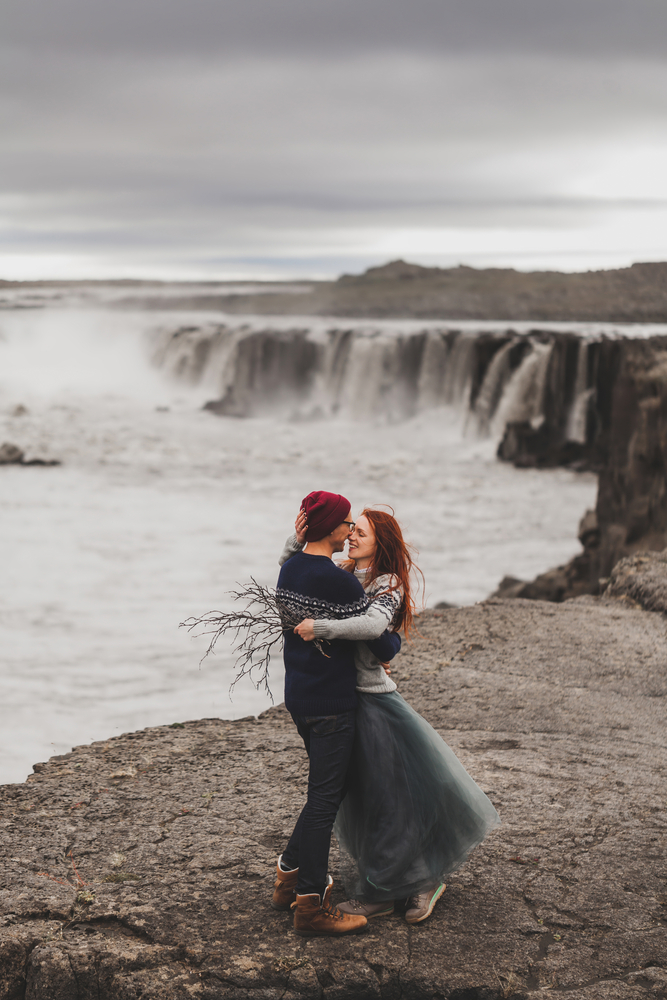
279;535;399;693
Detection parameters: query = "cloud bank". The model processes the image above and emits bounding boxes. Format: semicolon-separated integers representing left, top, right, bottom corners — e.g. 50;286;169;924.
2;0;667;279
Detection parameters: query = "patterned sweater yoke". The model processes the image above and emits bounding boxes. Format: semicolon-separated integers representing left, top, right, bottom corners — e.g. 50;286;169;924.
275;581;370;627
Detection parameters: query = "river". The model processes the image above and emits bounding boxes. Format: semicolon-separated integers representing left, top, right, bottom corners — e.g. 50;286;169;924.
0;300;601;783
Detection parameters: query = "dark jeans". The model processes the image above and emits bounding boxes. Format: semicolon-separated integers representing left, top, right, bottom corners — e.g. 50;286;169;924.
282;709;355;898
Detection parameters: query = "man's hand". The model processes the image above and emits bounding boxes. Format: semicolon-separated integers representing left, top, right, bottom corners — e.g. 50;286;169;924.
295;508;308;546
294;618;316;641
381;662;391;675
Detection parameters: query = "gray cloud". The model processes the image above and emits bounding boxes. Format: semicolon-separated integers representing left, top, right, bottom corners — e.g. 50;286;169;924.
4;50;665;197
2;0;667;277
5;0;667;58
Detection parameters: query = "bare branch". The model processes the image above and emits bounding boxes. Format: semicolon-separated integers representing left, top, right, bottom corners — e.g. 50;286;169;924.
180;578;329;702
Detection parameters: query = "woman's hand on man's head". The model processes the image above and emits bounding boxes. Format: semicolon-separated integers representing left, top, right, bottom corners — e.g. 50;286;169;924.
294;618;316;641
295;508;308;546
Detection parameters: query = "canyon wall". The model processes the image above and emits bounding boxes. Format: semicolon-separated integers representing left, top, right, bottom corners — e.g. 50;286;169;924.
152;321;667;596
496;335;667;597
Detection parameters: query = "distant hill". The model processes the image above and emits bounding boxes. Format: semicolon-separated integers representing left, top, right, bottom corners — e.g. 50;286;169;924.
121;259;667;322
4;260;667;321
326;259;667;322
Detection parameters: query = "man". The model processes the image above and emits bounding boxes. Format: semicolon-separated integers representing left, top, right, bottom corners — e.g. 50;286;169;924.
272;490;400;937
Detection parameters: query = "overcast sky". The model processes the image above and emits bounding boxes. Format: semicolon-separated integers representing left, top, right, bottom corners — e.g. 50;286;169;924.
2;0;667;280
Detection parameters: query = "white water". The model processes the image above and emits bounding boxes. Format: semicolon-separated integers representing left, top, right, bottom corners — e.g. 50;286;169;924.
0;306;600;785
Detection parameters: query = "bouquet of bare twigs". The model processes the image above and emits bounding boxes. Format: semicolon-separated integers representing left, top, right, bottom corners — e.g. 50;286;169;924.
180;578;328;702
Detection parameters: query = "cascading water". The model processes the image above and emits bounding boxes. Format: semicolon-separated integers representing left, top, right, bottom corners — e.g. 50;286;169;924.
151;321;574;447
566;339;594;444
415;329;452;411
151;323;489;423
491;341;554;434
471;338;534;435
152;322;449;421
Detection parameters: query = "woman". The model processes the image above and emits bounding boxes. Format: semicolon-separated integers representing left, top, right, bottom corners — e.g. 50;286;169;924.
283;507;500;924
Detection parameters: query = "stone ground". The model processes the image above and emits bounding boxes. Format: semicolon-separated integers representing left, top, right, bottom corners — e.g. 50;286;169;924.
1;597;666;1000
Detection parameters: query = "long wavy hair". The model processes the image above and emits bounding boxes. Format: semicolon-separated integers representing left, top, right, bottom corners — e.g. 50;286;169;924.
342;507;423;637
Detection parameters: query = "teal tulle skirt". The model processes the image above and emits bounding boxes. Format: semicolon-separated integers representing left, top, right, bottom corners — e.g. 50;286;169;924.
333;691;500;902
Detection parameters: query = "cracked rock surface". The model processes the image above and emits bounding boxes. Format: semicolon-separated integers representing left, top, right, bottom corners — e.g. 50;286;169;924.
1;598;666;999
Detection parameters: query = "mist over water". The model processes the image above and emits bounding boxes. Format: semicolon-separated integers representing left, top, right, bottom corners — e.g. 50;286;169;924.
0;308;173;402
0;303;599;784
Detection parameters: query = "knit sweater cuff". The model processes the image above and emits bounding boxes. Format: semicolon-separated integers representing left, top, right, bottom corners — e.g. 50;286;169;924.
310;601;392;641
278;533;304;566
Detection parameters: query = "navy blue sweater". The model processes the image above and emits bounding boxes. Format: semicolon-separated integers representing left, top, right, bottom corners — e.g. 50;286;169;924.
277;552;371;715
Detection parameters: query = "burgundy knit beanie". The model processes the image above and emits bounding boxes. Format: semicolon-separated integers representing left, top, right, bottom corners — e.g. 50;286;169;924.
301;490;351;542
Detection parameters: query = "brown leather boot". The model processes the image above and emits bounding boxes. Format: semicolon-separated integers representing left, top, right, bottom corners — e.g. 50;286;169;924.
271;856;299;911
293;878;368;937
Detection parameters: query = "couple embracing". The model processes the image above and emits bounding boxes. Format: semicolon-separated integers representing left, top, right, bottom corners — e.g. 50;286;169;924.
271;490;499;937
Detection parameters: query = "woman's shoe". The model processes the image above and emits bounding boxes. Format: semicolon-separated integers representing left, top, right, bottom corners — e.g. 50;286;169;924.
337;898;394;918
271;855;299;911
404;883;446;924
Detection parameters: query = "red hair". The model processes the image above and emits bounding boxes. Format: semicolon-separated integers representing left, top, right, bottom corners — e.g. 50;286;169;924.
342;507;423;637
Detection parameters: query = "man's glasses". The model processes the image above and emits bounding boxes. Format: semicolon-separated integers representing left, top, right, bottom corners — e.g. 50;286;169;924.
342;521;356;531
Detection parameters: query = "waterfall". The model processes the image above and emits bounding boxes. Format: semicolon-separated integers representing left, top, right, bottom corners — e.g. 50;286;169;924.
416;330;452;411
150;321;596;450
152;322;450;421
442;333;475;405
472;339;519;435
336;330;402;420
566;340;593;444
491;341;554;434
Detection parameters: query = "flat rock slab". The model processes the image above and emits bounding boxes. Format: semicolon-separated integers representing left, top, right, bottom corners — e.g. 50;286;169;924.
1;599;666;1000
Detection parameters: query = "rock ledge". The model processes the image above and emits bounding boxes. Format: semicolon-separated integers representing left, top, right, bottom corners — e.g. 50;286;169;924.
1;601;666;999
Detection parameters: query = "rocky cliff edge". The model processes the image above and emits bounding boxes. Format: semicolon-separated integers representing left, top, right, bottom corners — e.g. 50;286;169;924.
2;572;667;999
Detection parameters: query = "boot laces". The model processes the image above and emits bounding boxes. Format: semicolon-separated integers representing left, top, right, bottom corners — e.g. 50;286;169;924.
322;896;343;920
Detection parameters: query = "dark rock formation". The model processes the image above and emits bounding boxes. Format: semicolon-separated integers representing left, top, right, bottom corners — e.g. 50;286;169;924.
603;550;667;613
0;442;24;464
595;341;667;574
496;421;590;470
496;335;627;473
2;599;667;999
496;336;667;601
0;441;61;467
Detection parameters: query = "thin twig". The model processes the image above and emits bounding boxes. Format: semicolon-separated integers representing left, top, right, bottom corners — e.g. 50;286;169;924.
180;578;329;702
